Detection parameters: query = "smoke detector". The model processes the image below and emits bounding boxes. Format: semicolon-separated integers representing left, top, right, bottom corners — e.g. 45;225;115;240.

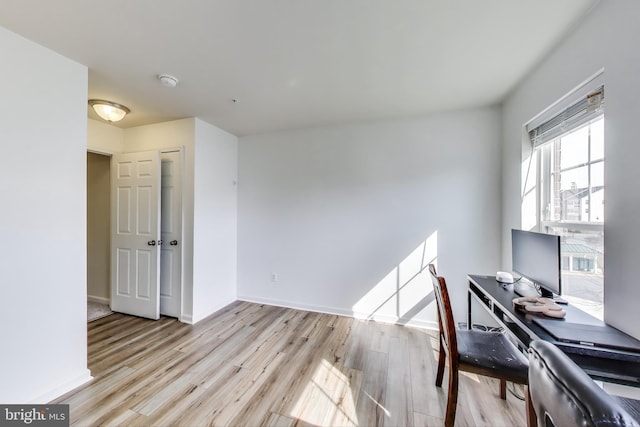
158;74;179;88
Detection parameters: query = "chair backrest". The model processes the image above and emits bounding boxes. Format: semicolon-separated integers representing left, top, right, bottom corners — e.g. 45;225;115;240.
428;264;458;363
528;340;638;427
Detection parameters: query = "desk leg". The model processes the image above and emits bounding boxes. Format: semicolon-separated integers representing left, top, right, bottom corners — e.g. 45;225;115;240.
467;288;472;330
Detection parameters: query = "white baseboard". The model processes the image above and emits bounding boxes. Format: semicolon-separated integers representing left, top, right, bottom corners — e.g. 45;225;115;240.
30;369;93;404
237;295;437;330
190;298;237;325
179;314;194;324
87;295;110;305
238;295;352;317
353;311;438;330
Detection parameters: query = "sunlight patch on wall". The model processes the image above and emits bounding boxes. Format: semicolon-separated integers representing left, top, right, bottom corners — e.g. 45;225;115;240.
352;231;438;325
289;358;360;426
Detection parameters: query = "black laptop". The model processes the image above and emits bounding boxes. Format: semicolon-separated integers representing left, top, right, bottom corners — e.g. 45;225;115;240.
533;317;640;353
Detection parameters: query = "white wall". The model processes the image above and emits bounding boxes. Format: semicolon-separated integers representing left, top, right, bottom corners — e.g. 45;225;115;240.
192;119;238;322
502;1;640;338
0;26;91;402
88;119;125;154
238;108;502;326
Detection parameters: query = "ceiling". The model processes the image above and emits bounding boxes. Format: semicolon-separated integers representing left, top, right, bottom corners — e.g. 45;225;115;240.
0;0;597;136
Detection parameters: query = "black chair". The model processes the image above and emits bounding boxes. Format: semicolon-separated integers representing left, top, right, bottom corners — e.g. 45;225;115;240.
428;264;529;427
527;339;639;427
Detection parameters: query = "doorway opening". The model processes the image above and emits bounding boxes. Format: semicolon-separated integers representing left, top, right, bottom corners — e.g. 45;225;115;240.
87;152;111;320
86;149;183;321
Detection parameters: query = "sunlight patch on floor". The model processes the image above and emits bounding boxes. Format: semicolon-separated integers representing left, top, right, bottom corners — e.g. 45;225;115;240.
289;359;359;426
363;391;391;417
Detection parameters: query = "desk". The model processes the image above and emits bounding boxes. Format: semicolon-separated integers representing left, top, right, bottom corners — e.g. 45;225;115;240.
468;274;640;387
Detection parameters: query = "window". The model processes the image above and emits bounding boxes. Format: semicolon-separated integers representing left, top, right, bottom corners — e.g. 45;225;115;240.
539;117;604;319
525;81;604;319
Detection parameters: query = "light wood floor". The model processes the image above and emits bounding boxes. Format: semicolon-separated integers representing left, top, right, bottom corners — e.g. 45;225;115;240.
53;301;526;426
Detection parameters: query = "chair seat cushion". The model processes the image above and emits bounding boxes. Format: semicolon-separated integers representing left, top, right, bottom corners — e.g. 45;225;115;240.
456;329;529;384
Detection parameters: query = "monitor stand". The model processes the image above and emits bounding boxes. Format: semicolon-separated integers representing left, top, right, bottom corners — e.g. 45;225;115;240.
513;280;558;300
513;282;539;298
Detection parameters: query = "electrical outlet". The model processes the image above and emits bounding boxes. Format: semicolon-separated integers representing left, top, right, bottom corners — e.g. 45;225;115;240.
270;272;278;282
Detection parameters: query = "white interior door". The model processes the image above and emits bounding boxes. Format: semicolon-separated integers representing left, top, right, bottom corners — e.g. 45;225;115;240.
110;150;161;319
160;150;182;317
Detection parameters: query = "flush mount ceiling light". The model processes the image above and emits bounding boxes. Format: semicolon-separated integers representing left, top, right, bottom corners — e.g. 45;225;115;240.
88;99;130;123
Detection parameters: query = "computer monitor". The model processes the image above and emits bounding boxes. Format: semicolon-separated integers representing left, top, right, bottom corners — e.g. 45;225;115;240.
511;229;561;298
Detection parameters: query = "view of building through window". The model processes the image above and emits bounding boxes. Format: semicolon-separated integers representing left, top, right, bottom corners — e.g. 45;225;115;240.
540;117;604;319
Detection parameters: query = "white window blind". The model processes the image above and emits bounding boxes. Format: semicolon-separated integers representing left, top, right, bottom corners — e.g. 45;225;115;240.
526;71;605;148
527;86;604;148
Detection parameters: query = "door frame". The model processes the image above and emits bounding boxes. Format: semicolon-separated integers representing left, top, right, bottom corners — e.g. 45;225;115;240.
86;146;185;321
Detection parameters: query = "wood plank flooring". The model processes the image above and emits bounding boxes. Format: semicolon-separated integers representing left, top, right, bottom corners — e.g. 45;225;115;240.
53;301;526;426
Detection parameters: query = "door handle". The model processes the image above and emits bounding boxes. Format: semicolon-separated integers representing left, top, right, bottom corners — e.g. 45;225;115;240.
147;240;156;246
170;240;178;246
